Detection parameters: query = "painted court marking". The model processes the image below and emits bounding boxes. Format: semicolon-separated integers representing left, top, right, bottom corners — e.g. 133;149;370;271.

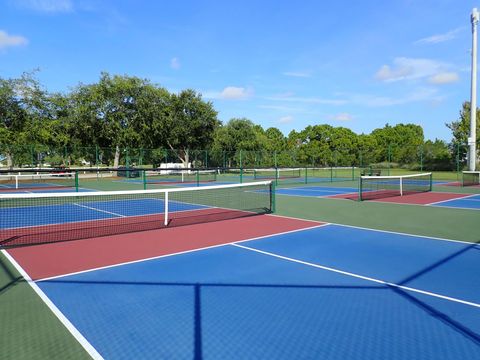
426;193;480;206
34;223;329;282
73;203;126;218
1;249;104;360
231;243;480;309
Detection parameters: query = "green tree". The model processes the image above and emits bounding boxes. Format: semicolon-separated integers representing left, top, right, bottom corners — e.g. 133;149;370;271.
212;118;263;167
422;139;453;171
446;101;480;167
289;125;359;166
0;72;59;167
69;73;170;166
165;89;219;166
371;123;424;166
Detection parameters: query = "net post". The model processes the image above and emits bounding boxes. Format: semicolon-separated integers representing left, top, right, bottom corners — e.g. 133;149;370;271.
196;169;200;187
142;169;147;190
240;167;243;184
15;175;19;189
164;191;169;226
400;177;403;196
429;173;433;191
305;167;308;184
330;166;333;182
75;171;79;192
275;167;279;186
271;181;276;213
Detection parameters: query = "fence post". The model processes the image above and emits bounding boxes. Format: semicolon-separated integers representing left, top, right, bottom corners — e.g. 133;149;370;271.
456;143;460;181
420;145;424;171
95;145;99;167
387;144;392;175
239;150;243;183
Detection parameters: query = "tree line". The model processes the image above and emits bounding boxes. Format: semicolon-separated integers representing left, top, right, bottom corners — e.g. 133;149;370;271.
0;72;477;170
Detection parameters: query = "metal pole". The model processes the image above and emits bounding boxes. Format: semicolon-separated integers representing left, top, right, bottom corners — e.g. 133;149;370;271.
469;8;479;171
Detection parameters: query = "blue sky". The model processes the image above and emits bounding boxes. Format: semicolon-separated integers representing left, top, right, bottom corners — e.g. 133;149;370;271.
0;0;478;141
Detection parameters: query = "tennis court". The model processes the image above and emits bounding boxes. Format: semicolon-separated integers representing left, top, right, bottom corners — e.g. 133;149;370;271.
271;173;480;210
1;173;480;359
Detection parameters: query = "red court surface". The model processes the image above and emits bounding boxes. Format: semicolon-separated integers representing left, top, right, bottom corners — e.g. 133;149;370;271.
328;191;472;205
7;215;323;281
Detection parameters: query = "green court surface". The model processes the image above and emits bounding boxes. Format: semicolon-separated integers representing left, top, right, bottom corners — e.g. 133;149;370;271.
1;179;478;359
0;253;91;360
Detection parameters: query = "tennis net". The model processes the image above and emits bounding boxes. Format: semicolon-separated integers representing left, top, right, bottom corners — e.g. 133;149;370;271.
0;181;274;248
145;169;217;185
0;172;77;191
245;168;303;180
462;171;480;186
359;173;432;201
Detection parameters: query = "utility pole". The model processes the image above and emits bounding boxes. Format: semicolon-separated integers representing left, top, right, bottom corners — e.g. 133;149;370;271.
469;8;479;170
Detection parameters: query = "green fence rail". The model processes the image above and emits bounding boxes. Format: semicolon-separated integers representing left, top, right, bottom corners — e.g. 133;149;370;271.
0;144;472;181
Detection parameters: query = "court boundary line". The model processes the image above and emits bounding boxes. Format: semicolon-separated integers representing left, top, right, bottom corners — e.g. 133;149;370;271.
267;213;475;245
429;204;480;211
73;203;126;218
426;193;480;206
347;191;477;204
322;191;358;199
1;249;104;360
277;187;358;193
231;243;480;309
34;222;329;283
277;189;480;207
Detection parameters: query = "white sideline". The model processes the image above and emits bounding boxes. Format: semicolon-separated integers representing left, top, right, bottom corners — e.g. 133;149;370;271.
1;249;104;359
232;243;480;309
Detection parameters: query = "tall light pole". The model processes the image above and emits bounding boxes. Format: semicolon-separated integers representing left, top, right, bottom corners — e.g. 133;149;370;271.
469;8;479;171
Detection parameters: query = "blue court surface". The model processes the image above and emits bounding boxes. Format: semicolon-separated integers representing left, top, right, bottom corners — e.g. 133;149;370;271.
275;186;357;197
430;194;480;210
0;198;206;228
36;224;480;359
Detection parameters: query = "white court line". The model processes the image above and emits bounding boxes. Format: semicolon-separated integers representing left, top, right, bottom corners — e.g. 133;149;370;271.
35;223;330;282
319;192;358;199
427;204;480;211
231;243;480;309
267;213;476;245
277;187;357;193
1;249;104;359
2;197;215;231
73;203;126;218
426;193;480;206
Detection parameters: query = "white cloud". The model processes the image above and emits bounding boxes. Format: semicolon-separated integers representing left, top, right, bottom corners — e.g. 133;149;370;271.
0;30;28;49
170;57;180;70
374;57;451;83
258;105;301;112
264;95;346;105
428;72;459;85
351;87;442;107
283;71;311;78
277;116;294;124
16;0;73;13
330;113;353;121
220;86;253;100
414;27;463;45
